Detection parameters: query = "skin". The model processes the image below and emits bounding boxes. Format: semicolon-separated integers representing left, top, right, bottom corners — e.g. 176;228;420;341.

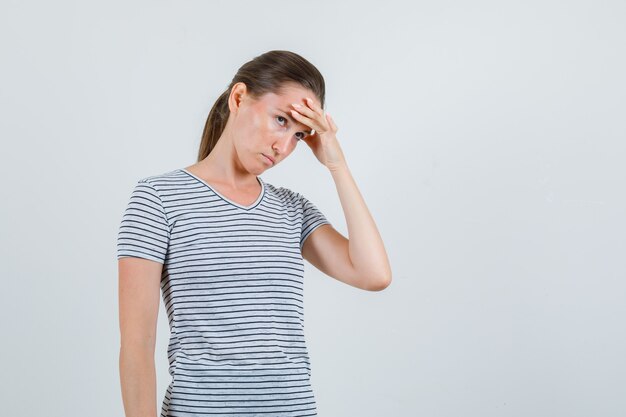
119;80;392;417
183;81;335;202
182;81;392;290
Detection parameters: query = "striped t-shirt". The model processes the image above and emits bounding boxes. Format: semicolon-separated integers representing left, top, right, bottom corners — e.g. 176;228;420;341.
117;168;331;417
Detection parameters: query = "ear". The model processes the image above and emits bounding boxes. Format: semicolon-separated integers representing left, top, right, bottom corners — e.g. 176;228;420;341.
228;82;247;113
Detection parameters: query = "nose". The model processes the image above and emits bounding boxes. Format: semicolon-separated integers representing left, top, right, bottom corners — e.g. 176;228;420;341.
272;134;293;156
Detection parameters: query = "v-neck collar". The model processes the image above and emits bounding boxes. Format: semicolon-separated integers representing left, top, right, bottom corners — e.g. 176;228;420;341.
180;168;265;210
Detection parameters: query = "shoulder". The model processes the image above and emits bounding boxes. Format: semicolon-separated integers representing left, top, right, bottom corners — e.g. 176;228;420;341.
136;168;182;186
262;180;303;207
131;168;190;196
126;169;190;215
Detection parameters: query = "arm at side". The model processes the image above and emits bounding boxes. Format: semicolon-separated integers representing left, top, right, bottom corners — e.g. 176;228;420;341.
118;257;163;417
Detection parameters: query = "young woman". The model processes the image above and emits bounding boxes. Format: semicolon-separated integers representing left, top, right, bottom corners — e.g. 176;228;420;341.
117;50;392;417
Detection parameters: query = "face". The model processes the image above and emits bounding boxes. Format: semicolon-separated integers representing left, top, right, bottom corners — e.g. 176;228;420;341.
228;82;321;172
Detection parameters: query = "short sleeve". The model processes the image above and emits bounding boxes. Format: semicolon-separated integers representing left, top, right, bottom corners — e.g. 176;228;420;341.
117;180;171;264
300;194;331;249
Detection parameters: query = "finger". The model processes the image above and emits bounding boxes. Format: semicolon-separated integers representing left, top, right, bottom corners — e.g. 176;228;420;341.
291;103;316;119
305;97;324;116
326;112;337;131
290;109;325;133
293;101;325;126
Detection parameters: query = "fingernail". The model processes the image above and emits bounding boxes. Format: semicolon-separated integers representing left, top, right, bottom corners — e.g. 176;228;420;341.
292;103;301;108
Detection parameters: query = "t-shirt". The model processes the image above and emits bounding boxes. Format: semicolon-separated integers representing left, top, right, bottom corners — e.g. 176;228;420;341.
117;168;331;417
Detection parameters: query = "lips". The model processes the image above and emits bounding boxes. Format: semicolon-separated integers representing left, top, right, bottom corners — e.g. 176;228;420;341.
262;154;275;165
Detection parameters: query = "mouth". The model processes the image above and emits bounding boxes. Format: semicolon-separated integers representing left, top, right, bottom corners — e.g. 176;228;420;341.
262;154;275;165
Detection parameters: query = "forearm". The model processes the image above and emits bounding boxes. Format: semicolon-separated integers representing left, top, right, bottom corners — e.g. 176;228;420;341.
119;345;158;417
329;163;392;287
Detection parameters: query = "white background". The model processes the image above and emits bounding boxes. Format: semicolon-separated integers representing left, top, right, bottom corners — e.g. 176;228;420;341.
1;0;624;416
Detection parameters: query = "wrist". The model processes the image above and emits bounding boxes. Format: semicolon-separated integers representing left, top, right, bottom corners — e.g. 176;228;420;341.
328;160;349;175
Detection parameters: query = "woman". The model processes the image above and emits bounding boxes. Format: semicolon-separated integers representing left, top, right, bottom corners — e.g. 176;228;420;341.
117;50;392;417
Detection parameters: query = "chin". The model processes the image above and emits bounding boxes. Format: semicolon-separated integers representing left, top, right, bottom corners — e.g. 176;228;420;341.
249;160;268;175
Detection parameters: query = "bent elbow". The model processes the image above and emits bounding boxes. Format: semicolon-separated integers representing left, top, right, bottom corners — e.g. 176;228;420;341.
368;275;392;292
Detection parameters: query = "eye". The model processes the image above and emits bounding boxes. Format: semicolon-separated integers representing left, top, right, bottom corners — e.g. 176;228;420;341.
276;116;305;141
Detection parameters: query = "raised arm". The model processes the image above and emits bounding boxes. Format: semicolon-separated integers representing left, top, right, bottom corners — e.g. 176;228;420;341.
302;164;392;291
291;98;392;292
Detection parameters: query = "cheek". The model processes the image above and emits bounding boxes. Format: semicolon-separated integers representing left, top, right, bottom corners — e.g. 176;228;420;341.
266;115;281;134
243;109;261;131
264;117;286;141
241;112;269;145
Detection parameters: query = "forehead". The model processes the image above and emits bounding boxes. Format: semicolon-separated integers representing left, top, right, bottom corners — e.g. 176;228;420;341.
256;85;320;133
260;84;321;109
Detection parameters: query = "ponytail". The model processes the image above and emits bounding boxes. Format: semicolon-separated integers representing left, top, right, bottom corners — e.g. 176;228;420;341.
197;89;230;162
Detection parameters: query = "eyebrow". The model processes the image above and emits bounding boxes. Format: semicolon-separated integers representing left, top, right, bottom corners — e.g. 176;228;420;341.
279;109;313;135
